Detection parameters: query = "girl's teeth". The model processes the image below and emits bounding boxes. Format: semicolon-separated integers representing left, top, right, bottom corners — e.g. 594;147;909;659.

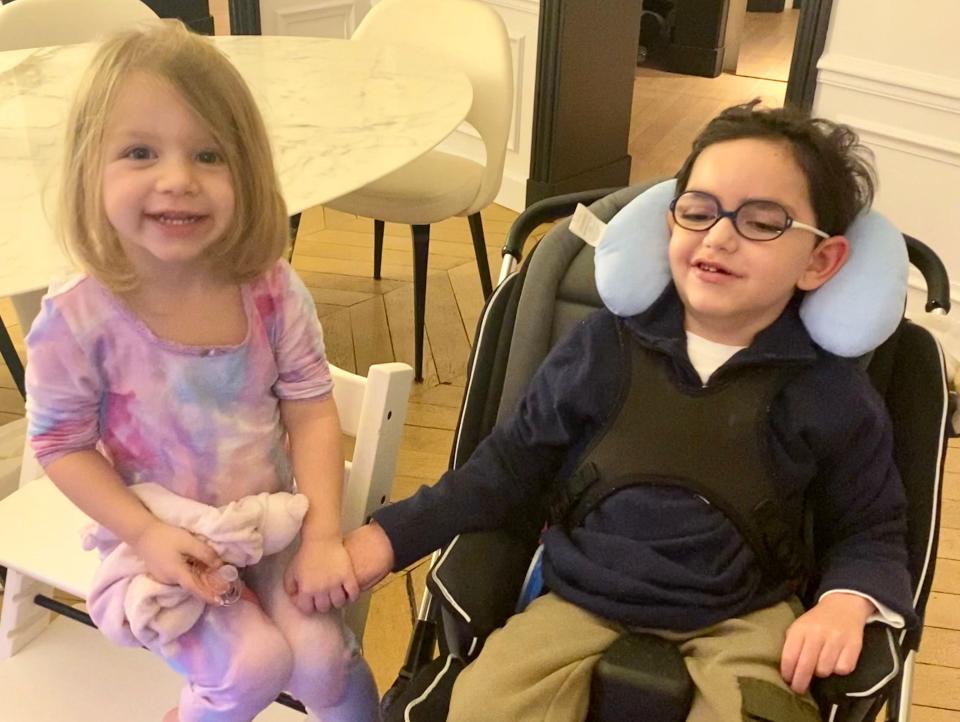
157;215;197;225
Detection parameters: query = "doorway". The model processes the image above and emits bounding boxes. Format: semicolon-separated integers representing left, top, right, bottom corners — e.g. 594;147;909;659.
629;3;802;183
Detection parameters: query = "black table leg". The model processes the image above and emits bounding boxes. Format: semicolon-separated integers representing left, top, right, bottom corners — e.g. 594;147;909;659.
0;316;24;399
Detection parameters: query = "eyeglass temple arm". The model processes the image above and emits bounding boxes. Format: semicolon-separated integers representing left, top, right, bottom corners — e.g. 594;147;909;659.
790;219;830;239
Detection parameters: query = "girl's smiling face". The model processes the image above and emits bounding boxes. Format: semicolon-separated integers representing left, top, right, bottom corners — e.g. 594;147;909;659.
668;137;848;346
101;72;236;281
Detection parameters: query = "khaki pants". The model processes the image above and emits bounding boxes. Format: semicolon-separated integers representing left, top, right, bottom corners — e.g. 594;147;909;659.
447;592;820;722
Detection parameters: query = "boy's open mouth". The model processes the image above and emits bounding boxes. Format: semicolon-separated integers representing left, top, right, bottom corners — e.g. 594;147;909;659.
694;261;736;276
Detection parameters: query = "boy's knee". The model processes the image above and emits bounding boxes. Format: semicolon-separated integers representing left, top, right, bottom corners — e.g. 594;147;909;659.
447;661;515;722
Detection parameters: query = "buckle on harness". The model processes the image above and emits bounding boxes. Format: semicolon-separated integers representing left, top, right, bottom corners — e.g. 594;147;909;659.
548;461;599;526
753;499;810;586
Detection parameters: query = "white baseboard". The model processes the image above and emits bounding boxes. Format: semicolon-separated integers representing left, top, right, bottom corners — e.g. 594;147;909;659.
493;172;527;213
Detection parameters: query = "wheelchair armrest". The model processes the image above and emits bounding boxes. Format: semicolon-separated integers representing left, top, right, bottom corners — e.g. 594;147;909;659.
588;633;693;722
588;623;899;721
811;622;901;705
427;529;539;640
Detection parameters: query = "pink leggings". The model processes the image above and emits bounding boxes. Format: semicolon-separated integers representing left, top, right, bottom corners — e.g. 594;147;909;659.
163;543;379;722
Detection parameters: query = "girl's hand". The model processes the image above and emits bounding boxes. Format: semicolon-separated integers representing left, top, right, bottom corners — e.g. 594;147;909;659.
343;521;395;592
780;593;876;694
131;520;224;605
283;536;360;615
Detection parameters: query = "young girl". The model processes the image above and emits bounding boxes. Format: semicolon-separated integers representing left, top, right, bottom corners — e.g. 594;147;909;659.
25;20;380;722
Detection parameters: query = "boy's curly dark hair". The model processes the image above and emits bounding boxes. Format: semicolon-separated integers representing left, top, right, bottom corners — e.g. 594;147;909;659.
674;101;876;236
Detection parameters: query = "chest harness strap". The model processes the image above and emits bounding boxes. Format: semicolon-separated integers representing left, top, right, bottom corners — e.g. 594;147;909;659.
554;324;810;585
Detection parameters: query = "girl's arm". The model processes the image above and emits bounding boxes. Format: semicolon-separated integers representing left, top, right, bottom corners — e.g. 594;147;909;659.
280;394;359;614
44;450;223;604
25;291;222;603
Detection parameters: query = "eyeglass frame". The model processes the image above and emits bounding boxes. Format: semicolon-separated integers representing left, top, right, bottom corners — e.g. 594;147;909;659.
669;190;830;242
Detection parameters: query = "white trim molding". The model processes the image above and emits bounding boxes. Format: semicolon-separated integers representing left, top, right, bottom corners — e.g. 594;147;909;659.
483;0;538;14
817;53;960;114
507;34;526;154
836;116;960;169
263;1;358;39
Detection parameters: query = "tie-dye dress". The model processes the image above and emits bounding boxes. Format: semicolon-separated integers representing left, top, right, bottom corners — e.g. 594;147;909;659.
21;261;385;722
25;258;333;506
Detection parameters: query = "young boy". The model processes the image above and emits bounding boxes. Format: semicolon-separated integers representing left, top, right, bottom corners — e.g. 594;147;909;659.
345;103;916;721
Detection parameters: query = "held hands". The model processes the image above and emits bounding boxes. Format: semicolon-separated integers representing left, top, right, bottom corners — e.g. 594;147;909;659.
343;521;395;592
131;519;225;605
780;592;876;694
284;535;360;614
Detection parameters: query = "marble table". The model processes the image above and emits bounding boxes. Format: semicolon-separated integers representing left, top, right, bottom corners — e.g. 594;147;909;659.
0;34;473;377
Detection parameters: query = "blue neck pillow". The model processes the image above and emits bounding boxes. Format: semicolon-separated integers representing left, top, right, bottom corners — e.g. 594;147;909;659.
594;179;909;357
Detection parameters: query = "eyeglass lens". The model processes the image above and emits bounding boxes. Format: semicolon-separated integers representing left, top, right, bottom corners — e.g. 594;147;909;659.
673;192;789;241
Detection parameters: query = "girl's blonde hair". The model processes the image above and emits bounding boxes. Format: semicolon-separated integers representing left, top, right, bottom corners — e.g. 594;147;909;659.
61;19;289;291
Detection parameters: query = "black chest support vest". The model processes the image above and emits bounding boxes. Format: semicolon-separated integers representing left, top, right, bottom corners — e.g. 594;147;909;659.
552;324;811;585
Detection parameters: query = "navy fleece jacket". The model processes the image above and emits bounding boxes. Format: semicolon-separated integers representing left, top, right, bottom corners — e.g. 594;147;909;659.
373;286;916;631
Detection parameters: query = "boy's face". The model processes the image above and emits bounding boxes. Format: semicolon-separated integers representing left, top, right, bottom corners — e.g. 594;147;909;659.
667;137;848;346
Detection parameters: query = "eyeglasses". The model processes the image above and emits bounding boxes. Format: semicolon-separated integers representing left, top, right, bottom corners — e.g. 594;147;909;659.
669;191;829;242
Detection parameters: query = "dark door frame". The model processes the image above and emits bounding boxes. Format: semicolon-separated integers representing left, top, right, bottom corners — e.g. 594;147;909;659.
785;0;834;111
524;0;833;205
228;0;261;34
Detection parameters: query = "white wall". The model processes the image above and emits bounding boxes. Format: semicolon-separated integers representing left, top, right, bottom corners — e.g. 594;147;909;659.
813;0;960;350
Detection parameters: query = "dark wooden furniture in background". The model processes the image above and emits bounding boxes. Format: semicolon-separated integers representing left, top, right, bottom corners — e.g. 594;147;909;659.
663;0;738;77
227;0;260;34
747;0;786;11
526;0;642;206
141;0;214;34
785;0;832;112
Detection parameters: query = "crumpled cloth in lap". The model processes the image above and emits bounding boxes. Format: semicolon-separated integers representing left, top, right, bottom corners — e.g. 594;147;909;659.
82;483;309;656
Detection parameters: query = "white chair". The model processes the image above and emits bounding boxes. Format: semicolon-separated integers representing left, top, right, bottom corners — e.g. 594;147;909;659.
325;0;513;382
0;0;158;51
0;361;414;722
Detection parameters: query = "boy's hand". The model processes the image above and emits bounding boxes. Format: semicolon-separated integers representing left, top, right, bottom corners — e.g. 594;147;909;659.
131;520;224;605
343;521;395;591
283;536;360;615
780;593;876;694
